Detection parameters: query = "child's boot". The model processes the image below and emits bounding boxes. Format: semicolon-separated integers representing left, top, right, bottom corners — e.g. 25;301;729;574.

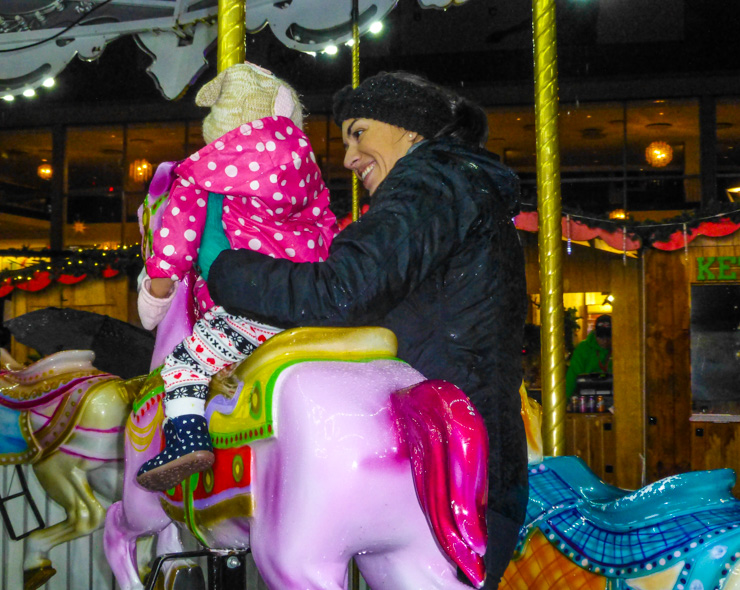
136;414;214;492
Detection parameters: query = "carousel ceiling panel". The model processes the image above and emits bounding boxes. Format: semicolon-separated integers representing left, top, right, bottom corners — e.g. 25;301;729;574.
245;0;471;53
0;0;218;99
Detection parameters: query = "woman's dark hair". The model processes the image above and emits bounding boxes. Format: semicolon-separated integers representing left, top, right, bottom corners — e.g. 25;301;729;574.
332;71;489;148
390;72;489;147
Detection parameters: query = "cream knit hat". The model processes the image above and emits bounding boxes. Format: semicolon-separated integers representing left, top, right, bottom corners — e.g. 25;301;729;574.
196;62;304;145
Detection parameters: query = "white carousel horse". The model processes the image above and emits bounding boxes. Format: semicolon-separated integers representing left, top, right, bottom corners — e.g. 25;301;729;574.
0;350;202;590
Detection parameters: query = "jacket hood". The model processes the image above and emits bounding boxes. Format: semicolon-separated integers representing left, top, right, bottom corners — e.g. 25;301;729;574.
175;116;323;218
408;138;521;216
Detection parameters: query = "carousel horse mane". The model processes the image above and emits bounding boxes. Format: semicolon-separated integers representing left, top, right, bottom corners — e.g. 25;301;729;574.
0;350;97;385
1;347;22;370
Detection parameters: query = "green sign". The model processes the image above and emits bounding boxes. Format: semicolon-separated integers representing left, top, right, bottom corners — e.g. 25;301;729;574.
696;256;740;281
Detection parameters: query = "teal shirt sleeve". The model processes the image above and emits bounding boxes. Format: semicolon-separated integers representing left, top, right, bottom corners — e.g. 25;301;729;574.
197;193;231;280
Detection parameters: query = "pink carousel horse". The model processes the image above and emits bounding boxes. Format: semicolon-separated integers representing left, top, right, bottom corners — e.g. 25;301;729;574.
104;326;490;590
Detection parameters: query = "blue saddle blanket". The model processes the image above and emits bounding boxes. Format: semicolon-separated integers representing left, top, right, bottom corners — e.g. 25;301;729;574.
0;405;30;458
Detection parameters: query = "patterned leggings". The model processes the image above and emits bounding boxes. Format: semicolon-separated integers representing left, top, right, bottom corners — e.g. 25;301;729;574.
162;306;279;407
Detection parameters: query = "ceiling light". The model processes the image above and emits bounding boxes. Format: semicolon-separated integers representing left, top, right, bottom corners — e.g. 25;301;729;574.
369;21;383;34
2;95;14;102
129;158;153;184
645;141;673;167
345;39;355;47
37;162;53;180
42;78;55;88
323;45;338;55
23;88;36;98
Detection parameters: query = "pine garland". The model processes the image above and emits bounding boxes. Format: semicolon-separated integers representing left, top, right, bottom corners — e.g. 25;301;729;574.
0;245;143;294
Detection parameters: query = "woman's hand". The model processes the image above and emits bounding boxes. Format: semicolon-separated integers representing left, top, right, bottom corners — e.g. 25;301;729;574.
150;277;175;298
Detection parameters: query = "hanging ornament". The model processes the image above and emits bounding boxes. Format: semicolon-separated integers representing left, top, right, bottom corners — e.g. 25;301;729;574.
622;227;627;265
566;214;572;255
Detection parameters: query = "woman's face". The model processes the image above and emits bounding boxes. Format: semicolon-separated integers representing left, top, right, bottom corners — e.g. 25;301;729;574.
341;118;419;195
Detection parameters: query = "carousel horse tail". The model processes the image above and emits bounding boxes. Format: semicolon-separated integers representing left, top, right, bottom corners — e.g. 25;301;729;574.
391;379;488;589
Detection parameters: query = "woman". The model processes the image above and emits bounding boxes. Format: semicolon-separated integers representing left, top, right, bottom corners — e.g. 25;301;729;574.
207;71;528;589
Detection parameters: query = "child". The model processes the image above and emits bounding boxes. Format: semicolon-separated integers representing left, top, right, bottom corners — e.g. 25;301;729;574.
136;62;338;492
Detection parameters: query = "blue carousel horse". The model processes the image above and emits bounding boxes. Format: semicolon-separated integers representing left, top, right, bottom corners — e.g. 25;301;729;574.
503;396;740;590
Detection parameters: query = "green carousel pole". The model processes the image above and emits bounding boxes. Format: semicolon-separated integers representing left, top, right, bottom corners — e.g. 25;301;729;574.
532;0;566;456
217;0;245;72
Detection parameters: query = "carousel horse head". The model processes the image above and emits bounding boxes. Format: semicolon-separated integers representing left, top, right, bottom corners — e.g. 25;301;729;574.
502;395;740;590
0;350;203;590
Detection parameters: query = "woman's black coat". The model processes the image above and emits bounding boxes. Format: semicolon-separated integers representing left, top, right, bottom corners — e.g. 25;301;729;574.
208;137;529;525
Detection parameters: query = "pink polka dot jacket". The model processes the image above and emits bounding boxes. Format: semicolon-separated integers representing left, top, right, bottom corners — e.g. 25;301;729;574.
146;116;338;289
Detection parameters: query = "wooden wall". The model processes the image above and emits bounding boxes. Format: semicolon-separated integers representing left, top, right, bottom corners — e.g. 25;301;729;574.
643;248;691;481
521;232;644;490
644;231;740;487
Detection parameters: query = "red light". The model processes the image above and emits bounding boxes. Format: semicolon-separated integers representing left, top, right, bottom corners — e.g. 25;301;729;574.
109;186;114;192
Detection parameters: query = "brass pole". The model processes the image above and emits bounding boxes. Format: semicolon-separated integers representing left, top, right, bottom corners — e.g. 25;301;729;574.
351;0;361;221
217;0;245;72
532;0;566;456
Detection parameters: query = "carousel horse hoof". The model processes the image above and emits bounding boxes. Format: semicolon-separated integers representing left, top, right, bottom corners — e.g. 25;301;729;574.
137;414;214;492
23;565;57;590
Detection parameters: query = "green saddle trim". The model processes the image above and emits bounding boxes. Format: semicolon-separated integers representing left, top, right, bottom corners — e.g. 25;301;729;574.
132;366;164;415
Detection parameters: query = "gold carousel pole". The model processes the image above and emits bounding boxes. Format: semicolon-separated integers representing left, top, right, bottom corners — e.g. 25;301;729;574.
217;0;245;72
351;0;361;221
532;0;566;456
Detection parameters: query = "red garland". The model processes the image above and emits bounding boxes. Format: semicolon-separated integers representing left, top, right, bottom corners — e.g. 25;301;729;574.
337;204;370;231
514;212;740;251
651;218;740;251
15;271;52;292
0;278;12;298
57;273;88;285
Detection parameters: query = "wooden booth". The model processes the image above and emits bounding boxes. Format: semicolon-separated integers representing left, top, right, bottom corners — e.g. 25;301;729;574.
522;223;740;496
646;230;740;495
521;231;644;491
